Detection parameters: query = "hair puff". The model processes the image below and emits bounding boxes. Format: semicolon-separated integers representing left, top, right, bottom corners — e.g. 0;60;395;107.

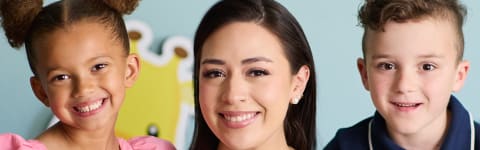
102;0;140;15
0;0;43;48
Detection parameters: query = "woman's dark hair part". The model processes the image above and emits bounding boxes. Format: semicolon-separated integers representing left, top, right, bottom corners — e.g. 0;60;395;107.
0;0;139;76
190;0;317;149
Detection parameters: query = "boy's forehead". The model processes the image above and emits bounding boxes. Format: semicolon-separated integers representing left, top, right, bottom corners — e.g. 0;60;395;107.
363;18;459;60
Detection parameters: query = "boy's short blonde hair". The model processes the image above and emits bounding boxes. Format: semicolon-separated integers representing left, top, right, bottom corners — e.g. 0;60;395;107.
358;0;467;61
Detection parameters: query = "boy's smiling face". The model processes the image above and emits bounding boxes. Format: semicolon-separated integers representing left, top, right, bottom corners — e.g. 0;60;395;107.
357;17;469;136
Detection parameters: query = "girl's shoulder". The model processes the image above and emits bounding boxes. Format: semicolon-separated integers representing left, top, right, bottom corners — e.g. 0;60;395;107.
118;136;176;150
0;133;47;150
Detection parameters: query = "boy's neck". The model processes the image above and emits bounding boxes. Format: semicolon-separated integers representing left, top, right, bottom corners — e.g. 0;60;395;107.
388;110;451;150
36;122;119;150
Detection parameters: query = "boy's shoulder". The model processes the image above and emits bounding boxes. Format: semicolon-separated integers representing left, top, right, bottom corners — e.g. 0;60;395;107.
476;121;480;150
324;116;373;150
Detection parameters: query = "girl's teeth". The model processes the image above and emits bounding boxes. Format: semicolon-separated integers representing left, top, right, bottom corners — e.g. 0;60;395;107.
77;100;103;113
224;113;255;122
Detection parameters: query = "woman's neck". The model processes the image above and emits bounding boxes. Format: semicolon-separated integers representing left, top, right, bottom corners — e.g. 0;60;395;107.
36;122;119;150
388;111;451;150
217;127;293;150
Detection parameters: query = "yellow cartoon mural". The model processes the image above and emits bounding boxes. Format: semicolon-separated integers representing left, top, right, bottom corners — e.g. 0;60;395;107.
115;20;195;149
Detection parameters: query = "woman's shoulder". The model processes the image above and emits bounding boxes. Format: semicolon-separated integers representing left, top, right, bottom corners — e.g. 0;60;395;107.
118;136;176;150
0;133;47;150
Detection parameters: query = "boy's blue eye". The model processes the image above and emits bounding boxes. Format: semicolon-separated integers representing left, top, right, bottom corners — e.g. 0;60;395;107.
248;69;269;77
92;64;107;72
203;70;225;78
422;63;436;71
54;74;70;81
378;63;395;70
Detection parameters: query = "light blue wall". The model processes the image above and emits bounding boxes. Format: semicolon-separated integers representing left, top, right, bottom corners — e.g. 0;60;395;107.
0;0;479;148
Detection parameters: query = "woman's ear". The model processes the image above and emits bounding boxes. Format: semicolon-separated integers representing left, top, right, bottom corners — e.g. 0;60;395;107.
453;60;469;92
357;58;370;91
124;54;141;88
30;76;49;107
291;65;310;104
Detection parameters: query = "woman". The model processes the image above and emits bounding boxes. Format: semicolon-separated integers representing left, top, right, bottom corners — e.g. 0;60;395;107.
190;0;317;149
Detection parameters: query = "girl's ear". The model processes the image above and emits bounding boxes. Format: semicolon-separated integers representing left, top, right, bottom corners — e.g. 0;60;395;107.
453;60;469;92
125;54;140;88
357;58;370;91
291;65;310;104
30;76;49;107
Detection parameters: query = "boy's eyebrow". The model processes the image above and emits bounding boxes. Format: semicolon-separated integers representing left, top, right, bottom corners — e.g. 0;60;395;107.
370;54;445;59
417;54;445;59
371;54;390;59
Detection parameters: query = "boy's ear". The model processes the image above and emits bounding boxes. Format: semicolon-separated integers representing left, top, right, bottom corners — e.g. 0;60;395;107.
30;77;49;107
453;60;469;92
291;65;310;103
124;54;140;88
357;58;370;91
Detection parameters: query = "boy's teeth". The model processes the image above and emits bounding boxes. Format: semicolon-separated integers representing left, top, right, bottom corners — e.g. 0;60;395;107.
76;100;103;113
396;103;416;107
224;113;256;122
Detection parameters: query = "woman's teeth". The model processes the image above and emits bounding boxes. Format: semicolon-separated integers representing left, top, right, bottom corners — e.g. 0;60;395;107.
224;113;256;122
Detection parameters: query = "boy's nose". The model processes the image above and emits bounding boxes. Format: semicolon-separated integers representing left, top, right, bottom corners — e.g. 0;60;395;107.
394;69;417;93
221;74;248;104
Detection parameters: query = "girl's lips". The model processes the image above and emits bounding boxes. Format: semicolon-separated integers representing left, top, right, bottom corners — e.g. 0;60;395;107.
219;111;260;129
73;98;108;117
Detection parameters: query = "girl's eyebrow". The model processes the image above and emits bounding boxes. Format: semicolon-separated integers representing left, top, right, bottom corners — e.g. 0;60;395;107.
45;56;112;73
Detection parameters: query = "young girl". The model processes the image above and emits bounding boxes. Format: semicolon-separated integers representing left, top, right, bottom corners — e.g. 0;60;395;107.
190;0;317;149
0;0;175;149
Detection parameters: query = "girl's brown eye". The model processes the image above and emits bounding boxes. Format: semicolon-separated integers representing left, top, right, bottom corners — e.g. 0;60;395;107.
54;74;70;81
92;64;107;72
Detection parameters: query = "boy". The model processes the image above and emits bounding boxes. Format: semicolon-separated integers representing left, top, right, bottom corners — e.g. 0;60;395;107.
325;0;479;149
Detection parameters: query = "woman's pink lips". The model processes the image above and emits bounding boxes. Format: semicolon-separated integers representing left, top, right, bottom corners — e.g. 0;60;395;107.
219;111;259;129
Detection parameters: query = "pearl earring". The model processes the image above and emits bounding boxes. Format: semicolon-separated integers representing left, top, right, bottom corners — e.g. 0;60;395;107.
291;97;300;104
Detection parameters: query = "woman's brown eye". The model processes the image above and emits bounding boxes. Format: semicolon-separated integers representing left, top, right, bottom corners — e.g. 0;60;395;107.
203;70;225;78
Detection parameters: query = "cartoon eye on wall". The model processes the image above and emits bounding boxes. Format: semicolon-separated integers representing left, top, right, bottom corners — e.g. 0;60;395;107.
147;123;159;137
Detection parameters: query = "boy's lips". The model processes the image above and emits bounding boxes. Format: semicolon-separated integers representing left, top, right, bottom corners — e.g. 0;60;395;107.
390;101;423;112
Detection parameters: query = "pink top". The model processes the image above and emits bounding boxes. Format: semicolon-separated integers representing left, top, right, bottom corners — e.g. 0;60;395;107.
0;133;176;150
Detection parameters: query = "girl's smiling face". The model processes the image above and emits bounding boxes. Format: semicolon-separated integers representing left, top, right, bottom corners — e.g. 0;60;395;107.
30;21;139;130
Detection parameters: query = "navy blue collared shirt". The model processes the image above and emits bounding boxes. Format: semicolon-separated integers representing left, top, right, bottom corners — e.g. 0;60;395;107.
324;95;480;150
